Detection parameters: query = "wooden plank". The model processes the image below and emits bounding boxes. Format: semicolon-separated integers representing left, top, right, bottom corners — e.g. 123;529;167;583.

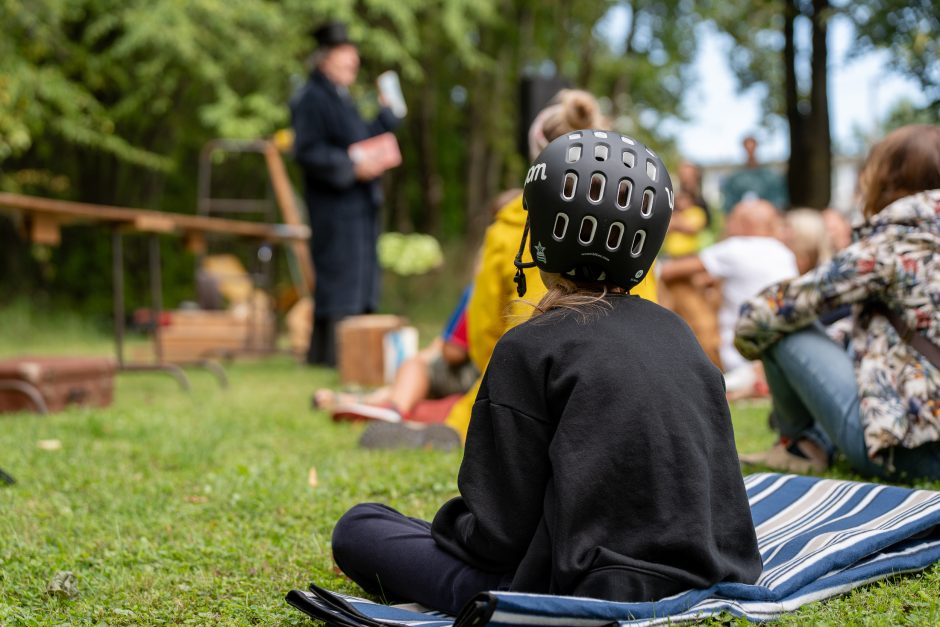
134;214;176;233
263;142;315;294
0;192;310;243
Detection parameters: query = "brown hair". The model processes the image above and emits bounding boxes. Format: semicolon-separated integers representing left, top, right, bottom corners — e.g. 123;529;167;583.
858;124;940;220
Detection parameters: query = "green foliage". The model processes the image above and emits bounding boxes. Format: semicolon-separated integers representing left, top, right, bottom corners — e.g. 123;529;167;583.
848;0;940;110
704;0;939;127
1;0;704;313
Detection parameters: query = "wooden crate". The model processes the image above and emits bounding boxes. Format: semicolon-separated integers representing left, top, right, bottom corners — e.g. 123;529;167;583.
337;315;405;387
156;309;275;362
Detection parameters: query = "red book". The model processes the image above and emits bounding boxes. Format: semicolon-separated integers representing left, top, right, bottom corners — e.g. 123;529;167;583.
348;133;402;173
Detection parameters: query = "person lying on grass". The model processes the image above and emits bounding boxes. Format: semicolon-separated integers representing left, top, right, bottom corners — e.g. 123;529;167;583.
328;131;762;615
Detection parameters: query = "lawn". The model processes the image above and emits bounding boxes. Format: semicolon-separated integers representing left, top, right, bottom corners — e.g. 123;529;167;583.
1;305;938;625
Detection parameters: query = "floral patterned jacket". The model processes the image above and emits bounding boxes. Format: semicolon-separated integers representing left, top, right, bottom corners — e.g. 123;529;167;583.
735;190;940;458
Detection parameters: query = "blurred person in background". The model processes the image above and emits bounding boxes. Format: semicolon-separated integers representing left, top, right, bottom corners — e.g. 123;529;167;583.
782;209;834;275
290;21;402;366
661;199;799;396
360;89;659;448
736;125;940;479
721;135;788;214
677;159;712;227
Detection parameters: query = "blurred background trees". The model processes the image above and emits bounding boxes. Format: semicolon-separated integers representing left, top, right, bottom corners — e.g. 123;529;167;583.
1;0;936;317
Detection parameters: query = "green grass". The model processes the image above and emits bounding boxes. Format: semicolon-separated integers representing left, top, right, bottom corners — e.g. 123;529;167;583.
1;308;938;625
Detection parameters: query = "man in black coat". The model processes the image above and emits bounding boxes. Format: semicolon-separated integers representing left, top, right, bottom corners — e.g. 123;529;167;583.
290;22;401;366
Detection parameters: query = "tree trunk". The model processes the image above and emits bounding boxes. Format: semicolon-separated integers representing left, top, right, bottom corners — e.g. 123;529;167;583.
806;0;832;208
784;0;807;209
785;0;832;209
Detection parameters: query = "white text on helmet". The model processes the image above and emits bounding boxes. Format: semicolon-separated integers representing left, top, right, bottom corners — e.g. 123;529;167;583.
525;162;548;185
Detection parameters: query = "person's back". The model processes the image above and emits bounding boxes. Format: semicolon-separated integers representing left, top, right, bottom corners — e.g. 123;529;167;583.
699;201;798;373
434;295;760;600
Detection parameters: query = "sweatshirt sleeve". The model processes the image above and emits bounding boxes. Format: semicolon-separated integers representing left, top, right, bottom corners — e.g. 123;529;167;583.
734;236;893;359
432;336;554;572
291;90;356;190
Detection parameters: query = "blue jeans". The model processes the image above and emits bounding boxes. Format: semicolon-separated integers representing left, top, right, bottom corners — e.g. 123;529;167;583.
762;326;940;482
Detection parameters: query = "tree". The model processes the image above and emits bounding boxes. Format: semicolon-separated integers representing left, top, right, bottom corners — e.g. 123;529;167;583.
848;0;940;114
706;0;832;209
706;0;938;209
1;0;702;313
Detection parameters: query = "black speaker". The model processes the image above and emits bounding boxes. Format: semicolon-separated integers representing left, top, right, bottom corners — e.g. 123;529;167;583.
518;74;571;158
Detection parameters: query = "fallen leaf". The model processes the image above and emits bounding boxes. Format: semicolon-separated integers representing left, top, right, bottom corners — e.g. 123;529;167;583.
46;571;78;599
184;495;209;504
308;467;318;489
37;439;62;451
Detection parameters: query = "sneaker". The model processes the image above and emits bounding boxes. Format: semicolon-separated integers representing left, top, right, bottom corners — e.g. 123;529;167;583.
358;422;461;451
332;402;402;424
739;438;830;474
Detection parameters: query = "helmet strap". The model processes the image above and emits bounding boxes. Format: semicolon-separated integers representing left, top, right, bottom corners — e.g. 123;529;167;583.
513;217;537;297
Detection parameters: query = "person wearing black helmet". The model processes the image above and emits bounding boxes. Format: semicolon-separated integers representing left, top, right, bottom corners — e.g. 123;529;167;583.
329;131;761;615
290;21;402;366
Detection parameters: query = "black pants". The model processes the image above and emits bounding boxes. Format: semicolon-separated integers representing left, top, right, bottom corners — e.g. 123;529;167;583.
307;316;340;367
331;503;511;615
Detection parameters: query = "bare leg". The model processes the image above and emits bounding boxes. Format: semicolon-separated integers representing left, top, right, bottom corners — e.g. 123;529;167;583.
387;356;432;415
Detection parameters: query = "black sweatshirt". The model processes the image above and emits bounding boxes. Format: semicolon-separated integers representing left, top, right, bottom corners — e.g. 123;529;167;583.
431;295;762;602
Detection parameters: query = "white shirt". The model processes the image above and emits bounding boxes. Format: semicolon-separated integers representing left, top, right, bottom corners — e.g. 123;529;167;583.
699;236;799;371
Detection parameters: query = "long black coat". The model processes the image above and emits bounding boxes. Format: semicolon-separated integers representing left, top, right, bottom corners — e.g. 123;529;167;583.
290;70;400;317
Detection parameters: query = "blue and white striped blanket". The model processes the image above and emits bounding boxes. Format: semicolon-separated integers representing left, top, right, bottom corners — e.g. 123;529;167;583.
287;473;940;626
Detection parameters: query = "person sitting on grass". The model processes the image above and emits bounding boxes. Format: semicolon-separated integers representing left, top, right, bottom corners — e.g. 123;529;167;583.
329;131;762;615
660;199;799;397
736;124;940;479
312;284;478;426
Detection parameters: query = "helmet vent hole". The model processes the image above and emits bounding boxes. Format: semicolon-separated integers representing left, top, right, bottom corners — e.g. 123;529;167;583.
622;150;636;168
566;144;582;163
562;173;578;200
593;130;608;139
630;230;647;258
588;173;606;203
552;213;570;240
578;216;598;245
646;159;658;181
594;144;609;161
640;189;655;217
616;179;633;210
606;223;625;251
568;132;582;140
621;135;635;145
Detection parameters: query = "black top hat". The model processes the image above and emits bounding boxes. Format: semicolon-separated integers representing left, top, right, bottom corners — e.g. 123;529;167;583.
312;21;352;48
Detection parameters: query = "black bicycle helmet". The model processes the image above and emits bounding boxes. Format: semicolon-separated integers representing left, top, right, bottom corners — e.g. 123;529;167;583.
514;129;674;296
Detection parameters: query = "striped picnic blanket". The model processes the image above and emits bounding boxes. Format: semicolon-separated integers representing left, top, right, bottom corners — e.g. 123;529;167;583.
287;473;940;625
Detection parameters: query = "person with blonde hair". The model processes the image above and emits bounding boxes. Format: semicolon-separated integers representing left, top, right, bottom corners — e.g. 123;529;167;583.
360;89;658;448
783;208;833;274
736;124;940;479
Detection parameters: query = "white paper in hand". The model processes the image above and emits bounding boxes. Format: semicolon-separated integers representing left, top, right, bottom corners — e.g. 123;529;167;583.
377;71;407;118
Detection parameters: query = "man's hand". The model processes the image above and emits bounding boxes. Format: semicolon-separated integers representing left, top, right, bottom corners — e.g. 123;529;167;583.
353;158;385;181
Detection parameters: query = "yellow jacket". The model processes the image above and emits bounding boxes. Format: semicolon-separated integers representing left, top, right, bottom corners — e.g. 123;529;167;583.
445;193;658;438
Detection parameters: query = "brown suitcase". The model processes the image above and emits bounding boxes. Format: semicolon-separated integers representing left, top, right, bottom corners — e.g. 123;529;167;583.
0;356;117;413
